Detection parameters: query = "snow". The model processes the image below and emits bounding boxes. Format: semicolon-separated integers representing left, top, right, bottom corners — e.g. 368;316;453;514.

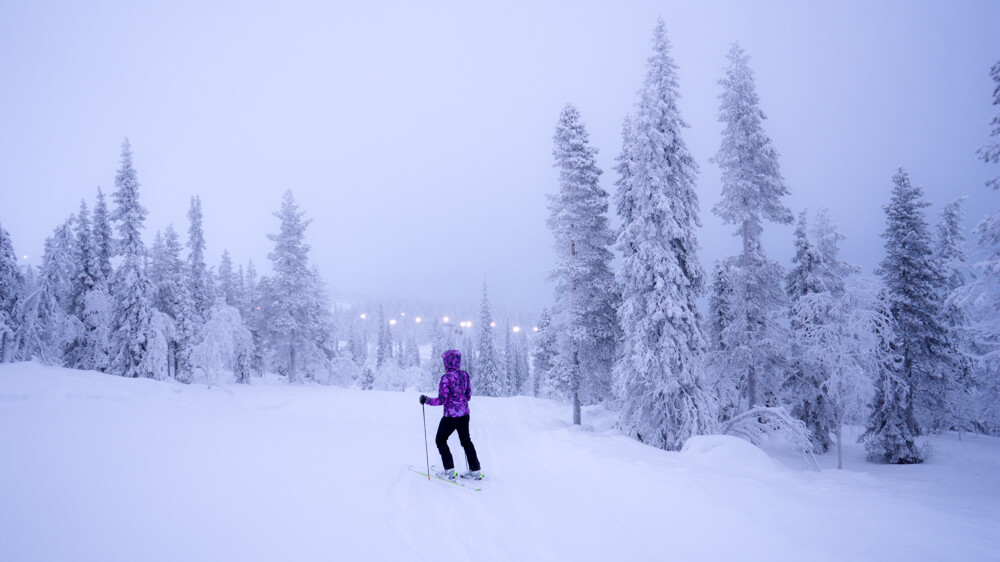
1;363;998;561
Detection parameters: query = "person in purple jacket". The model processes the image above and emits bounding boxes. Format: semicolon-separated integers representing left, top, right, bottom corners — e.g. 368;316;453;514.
419;349;483;480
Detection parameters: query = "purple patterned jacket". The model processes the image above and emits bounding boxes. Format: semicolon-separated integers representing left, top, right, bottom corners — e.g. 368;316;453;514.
426;349;471;418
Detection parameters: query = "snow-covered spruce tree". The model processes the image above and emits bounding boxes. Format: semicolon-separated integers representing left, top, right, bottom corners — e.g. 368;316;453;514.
75;199;112;372
613;20;715;450
149;225;197;379
405;333;420;368
794;279;892;468
109;139;156;378
477;278;503;397
244;260;264;377
424;317;445;389
708;42;793;413
65;200;106;370
262;190;328;383
784;211;834;451
507;326;529;397
69;200;96;318
978;60;1000;191
16;223;74;364
813;209;858;295
934;198;975;429
876;168;954;433
950;66;1000;433
0;224;22;362
784;210;861;451
502;319;517;396
786;211;824;300
186;195;213;319
548;103;617;423
376;304;391;368
92;187;114;286
217;250;237;306
530;306;558;398
862;284;923;463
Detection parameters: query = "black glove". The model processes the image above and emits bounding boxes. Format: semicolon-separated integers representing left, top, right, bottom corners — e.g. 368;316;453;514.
419;395;427;405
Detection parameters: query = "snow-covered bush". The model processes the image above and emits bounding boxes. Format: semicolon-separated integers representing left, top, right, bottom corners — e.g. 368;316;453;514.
190;304;251;385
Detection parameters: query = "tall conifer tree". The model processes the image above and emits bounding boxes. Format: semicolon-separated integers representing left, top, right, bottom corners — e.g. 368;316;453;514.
548;103;617;423
613;19;715;450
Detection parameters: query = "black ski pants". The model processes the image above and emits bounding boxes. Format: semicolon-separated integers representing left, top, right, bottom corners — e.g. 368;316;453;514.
435;414;480;471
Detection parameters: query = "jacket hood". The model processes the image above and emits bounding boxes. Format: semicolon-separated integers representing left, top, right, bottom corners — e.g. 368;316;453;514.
443;349;462;372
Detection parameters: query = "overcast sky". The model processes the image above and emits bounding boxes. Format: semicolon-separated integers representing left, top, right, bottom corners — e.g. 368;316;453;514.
1;0;998;316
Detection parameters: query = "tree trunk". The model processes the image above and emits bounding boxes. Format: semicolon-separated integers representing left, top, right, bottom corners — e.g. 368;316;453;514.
837;425;843;470
289;344;297;384
742;218;757;409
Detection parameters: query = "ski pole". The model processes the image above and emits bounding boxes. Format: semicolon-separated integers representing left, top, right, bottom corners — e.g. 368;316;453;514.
422;402;430;480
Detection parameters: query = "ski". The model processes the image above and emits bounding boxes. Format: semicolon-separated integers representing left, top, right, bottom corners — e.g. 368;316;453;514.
410;466;484;491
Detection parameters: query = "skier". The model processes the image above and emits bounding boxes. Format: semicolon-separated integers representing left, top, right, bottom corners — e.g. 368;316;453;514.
419;349;483;480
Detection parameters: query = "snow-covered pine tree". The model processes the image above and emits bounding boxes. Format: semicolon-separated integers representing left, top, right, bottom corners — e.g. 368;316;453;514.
785;209;862;450
796;278;892;468
515;330;530;396
786;211;824;300
978;60;1000;191
92;187;114;287
262;190;327;383
612;20;715;450
706;259;736;359
186;195;213;319
148;231;166;294
531;306;558;398
709;42;793;413
376;304;390;368
69;200;112;372
548;103;617;423
149;224;197;380
359;362;375;391
812;209;858;295
405;333;420;368
15;221;75;364
0;224;22;362
14;265;54;363
876;168;954;433
235;264;247;313
244;259;264;377
784;210;835;451
502;318;517;396
217;250;236;306
477;278;502;397
934;198;975;429
862;284;923;463
48;217;77;313
65;200;102;369
108;139;156;378
951;67;1000;432
69;199;96;318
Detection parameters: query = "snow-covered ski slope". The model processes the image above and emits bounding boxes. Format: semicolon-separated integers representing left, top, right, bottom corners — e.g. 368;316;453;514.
1;363;997;562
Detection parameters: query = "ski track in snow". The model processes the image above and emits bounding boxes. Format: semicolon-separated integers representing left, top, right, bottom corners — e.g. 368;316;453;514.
1;362;998;562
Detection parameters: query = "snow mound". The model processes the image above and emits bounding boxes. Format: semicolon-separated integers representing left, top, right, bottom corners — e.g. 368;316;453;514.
680;434;779;475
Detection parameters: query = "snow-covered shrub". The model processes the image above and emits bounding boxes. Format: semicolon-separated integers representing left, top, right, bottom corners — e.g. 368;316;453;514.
190;304;251;385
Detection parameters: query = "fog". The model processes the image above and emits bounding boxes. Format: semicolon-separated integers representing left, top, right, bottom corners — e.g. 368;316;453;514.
2;0;997;316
